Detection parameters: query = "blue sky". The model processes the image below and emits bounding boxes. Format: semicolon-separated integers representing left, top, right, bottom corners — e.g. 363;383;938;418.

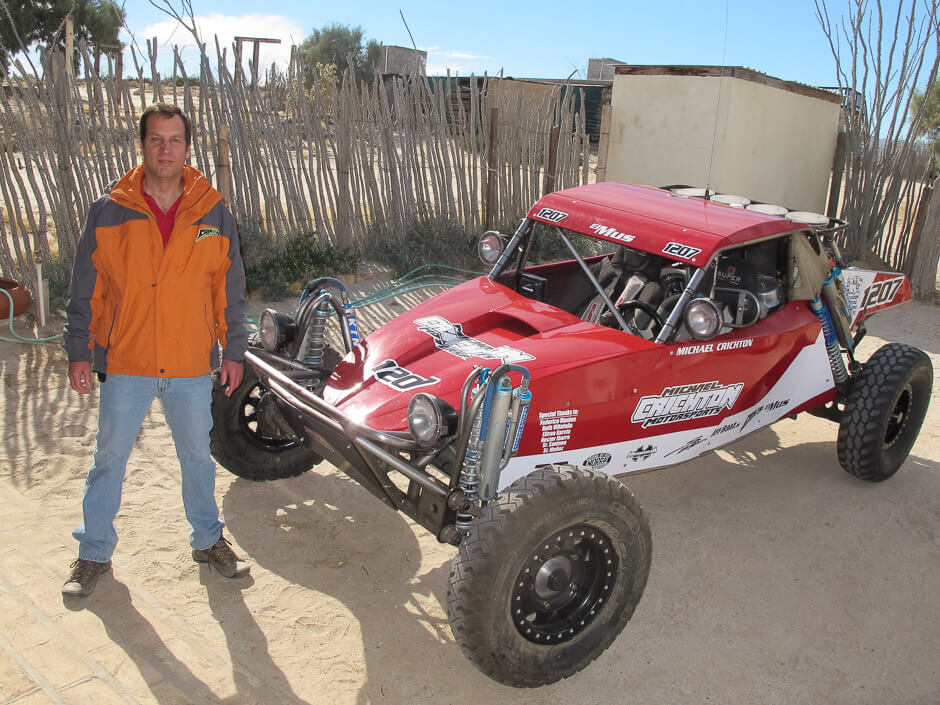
125;0;856;88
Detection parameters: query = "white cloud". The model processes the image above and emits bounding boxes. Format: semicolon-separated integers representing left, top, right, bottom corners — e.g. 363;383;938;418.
426;63;498;77
443;50;496;61
124;13;303;76
423;47;500;75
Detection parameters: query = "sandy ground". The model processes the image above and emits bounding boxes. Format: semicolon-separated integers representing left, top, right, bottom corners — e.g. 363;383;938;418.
0;283;938;705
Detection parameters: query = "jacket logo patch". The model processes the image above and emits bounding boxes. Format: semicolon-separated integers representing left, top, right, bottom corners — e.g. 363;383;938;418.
195;226;221;242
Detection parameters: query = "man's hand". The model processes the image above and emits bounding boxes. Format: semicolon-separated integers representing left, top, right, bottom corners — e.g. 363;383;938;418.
68;361;94;394
219;359;244;397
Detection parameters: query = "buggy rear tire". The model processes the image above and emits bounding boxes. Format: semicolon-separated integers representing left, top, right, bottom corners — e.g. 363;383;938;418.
837;343;932;481
210;362;321;481
447;464;651;687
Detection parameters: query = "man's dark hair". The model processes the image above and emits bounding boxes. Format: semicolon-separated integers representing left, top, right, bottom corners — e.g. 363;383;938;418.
139;103;192;147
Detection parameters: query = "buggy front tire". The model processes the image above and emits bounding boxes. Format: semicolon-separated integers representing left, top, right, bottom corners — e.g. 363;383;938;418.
838;343;933;481
209;363;321;481
447;464;651;687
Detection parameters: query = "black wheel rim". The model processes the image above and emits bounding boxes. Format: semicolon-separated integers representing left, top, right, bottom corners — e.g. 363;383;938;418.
238;382;299;450
884;386;912;447
511;523;617;644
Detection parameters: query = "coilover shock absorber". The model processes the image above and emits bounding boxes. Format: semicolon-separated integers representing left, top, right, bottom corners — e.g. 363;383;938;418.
304;296;331;368
809;296;848;384
478;375;513;500
343;299;361;347
456;373;488;536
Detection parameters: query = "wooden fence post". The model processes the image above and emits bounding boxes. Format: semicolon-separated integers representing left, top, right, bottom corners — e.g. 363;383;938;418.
252;41;261;88
544;125;560;195
65;13;74;77
91;49;102;110
49;51;79;247
148;37;162;103
827;130;847;217
905;176;940;299
902;179;933;278
484;106;498;229
115;51;123;107
234;38;244;85
596;103;612;183
215;123;233;208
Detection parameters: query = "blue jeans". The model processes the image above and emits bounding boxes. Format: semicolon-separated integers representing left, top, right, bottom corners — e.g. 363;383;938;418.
73;374;224;562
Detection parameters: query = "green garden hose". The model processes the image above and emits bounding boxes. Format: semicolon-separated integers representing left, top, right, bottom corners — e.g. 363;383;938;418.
0;288;63;345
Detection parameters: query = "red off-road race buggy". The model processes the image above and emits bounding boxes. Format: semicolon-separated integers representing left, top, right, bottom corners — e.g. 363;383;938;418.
210;182;932;687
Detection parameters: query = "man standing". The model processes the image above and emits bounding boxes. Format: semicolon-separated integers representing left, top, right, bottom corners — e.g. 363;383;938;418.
63;103;249;596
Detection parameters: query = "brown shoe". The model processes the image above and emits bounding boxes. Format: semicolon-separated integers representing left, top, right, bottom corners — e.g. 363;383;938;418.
62;559;111;596
192;533;249;578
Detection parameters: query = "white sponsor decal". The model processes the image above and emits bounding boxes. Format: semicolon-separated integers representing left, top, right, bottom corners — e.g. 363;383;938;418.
710;421;740;437
675;339;753;356
535;207;568;222
539;409;578;453
740;399;790;431
583;452;612;469
666;435;708;457
663;242;702;259
589;223;635;243
844;273;864;313
717;265;743;286
415;316;535;364
632;380;743;428
371;359;440;391
626;445;657;462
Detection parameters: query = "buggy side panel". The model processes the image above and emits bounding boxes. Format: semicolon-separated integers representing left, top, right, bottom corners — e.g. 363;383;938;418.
499;312;837;489
841;269;912;328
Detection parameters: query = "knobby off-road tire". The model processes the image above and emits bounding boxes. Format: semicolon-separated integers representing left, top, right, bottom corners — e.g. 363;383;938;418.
838;343;932;481
447;465;652;687
210;362;321;481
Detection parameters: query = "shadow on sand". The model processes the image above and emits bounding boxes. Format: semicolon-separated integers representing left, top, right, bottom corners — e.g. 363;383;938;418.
222;468;461;703
63;562;311;704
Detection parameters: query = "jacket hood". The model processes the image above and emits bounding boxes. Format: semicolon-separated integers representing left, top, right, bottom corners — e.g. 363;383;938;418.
109;164;222;216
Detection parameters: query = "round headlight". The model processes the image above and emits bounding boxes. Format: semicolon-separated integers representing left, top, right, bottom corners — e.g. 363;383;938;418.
408;393;457;447
259;308;298;352
478;231;505;265
684;298;723;340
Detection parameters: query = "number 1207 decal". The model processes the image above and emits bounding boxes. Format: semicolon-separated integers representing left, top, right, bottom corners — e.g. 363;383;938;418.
860;275;904;310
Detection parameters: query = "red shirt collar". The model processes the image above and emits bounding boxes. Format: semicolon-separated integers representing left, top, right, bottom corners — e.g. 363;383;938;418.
142;190;184;248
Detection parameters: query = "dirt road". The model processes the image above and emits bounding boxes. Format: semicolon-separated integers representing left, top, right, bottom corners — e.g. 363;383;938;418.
1;296;937;705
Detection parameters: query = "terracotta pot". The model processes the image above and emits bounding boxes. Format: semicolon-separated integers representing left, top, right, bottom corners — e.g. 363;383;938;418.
0;277;31;318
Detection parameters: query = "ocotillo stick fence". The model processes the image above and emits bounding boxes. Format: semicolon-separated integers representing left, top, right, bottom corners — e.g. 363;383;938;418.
0;39;590;296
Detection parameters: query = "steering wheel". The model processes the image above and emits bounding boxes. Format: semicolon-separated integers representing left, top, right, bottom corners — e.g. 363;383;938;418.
616;299;665;335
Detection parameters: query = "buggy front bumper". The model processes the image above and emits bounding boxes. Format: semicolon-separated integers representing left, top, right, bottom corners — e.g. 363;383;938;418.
243;350;459;535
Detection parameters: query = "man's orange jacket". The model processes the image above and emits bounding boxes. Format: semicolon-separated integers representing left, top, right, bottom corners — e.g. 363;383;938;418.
64;164;248;378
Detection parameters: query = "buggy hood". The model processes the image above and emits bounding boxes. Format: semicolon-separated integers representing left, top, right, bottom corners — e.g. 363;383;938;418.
322;277;652;429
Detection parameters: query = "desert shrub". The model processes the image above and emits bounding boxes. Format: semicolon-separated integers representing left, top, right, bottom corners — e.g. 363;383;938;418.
241;225;358;300
366;216;492;276
45;247;76;313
